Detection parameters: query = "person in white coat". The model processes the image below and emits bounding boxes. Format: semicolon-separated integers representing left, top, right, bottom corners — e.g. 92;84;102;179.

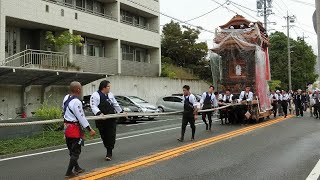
90;80;123;161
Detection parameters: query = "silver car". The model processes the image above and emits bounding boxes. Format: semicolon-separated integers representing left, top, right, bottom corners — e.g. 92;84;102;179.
115;95;159;120
156;96;184;112
157;95;201;112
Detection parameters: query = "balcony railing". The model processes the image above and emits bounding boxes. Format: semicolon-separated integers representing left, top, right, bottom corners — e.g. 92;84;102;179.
43;0;117;21
73;54;118;74
120;19;159;33
2;49;68;68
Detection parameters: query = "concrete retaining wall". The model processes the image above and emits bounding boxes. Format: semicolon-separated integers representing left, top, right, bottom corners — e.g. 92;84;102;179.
82;76;210;105
1;77;208;119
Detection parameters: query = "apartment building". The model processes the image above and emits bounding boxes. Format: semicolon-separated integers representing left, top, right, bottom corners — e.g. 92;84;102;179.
0;0;161;76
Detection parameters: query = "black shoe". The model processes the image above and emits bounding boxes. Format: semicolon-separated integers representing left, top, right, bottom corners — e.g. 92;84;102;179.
205;124;208;130
177;138;184;142
105;155;112;161
105;156;112;161
65;172;76;178
74;168;85;174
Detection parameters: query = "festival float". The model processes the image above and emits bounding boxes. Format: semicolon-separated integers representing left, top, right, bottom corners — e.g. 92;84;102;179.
212;15;272;121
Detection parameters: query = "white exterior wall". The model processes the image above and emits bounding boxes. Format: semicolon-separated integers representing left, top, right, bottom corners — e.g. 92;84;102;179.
83;76;209;105
1;0;160;48
0;85;68;120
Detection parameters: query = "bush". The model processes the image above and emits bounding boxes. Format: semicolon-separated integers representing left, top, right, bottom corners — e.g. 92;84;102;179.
35;103;63;131
161;63;176;78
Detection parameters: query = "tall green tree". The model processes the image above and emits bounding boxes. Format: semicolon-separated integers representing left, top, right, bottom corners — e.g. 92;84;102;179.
269;31;318;90
161;21;208;67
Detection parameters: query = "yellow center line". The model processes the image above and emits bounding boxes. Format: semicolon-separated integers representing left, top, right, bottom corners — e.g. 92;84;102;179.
72;115;293;180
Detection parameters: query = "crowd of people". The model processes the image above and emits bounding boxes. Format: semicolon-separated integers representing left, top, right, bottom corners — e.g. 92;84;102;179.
269;89;320;119
61;80;318;178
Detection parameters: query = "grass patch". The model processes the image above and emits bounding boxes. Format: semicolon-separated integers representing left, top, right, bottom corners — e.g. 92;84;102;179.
0;128;100;156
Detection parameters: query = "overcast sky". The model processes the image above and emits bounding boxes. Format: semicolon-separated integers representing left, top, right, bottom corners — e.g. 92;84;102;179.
159;0;317;54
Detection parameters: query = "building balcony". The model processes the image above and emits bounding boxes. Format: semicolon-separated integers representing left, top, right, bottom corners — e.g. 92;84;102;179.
43;0;117;21
73;54;118;74
1;49;69;70
120;19;158;33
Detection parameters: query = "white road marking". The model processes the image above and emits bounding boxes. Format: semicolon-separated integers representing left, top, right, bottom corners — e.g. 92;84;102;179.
126;118;178;127
306;159;320;180
0;122;202;162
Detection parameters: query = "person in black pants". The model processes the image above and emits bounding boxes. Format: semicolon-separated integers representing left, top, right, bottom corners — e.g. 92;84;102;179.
281;90;289;118
63;81;96;178
90;80;124;161
200;85;217;130
313;90;320;118
293;89;304;117
178;85;198;142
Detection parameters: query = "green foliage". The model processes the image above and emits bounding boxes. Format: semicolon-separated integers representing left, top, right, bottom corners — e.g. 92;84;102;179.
0;128;99;155
35;102;63;131
161;21;208;67
45;31;84;51
268;80;282;91
161;63;176;78
269;31;318;90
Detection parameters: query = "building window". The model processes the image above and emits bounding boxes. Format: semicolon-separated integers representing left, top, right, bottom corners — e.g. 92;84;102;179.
86;0;94;11
86;38;104;57
120;10;147;28
61;9;64;16
75;0;84;10
46;5;49;12
94;1;104;14
5;30;8;53
74;45;83;55
121;44;147;62
64;0;73;6
75;13;78;19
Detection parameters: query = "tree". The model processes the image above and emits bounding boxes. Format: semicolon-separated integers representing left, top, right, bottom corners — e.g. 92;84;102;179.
161;21;208;67
268;80;281;91
45;31;84;51
269;31;318;90
161;21;210;82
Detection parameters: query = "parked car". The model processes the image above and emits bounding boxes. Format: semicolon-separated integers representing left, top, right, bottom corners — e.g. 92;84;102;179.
115;95;159;120
82;95;140;123
157;95;201;112
116;98;141;123
172;93;201;102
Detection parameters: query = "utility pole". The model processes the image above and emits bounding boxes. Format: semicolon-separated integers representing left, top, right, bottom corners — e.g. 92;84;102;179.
285;12;296;91
287;11;292;91
257;0;274;32
263;0;267;32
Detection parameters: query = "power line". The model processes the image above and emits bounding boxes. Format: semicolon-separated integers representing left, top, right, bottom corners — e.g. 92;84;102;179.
126;0;215;33
286;0;315;7
184;1;228;22
228;2;261;22
210;0;238;15
228;1;257;13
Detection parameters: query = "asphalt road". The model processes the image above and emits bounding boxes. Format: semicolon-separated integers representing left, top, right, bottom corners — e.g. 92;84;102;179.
1;114;320;180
